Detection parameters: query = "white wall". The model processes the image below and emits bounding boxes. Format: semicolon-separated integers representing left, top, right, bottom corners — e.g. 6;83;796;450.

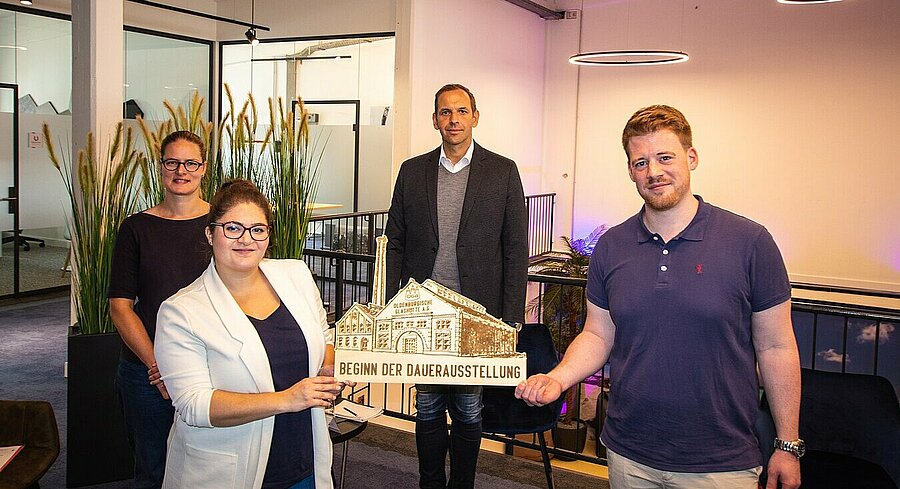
396;0;547;194
545;0;900;291
0;113;70;237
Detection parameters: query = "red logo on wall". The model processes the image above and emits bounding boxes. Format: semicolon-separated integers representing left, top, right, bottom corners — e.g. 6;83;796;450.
696;264;703;275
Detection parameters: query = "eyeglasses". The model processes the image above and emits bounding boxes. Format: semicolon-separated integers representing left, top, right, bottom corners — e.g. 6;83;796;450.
161;158;204;172
209;221;271;241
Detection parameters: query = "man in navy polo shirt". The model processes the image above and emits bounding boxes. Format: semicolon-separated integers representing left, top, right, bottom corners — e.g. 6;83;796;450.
516;105;802;489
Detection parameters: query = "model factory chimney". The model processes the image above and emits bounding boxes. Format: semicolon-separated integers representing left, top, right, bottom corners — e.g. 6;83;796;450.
370;234;388;308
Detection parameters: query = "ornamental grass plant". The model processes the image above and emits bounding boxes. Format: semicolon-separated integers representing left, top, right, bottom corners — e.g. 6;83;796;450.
265;96;327;259
43;122;148;334
134;85;325;259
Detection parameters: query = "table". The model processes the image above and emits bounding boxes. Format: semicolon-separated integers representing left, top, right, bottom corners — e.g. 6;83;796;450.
330;417;368;489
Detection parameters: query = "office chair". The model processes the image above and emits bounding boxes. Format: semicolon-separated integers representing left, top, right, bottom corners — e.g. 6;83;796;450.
0;400;60;489
482;323;564;489
2;232;45;252
758;368;900;489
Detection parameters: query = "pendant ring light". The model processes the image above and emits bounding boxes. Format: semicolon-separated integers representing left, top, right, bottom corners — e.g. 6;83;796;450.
569;50;689;67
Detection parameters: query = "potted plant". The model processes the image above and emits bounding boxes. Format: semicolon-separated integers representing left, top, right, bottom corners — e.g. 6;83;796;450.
44;122;148;486
265;96;324;259
136;87;324;259
527;226;607;459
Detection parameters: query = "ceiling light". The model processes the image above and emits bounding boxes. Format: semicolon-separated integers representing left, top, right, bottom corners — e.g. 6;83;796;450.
0;45;28;51
570;2;690;68
569;50;689;67
20;0;33;5
245;28;259;46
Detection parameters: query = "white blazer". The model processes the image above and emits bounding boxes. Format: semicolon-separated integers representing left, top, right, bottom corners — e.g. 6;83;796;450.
155;258;334;489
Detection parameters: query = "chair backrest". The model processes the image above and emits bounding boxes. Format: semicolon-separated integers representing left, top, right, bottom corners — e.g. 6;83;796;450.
482;323;564;435
0;400;61;485
0;400;60;450
798;369;900;486
758;369;900;487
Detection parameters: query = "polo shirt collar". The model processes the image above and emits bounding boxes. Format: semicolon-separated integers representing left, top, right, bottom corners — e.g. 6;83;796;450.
636;195;711;243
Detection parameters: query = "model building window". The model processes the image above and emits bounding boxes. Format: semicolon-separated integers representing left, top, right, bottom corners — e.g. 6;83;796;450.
434;332;451;351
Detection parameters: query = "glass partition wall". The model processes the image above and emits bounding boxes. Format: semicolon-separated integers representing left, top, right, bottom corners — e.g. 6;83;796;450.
221;34;395;213
0;6;211;299
0;9;71;297
125;29;212;122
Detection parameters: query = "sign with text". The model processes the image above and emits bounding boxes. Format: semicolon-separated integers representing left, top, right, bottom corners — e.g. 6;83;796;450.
334;350;526;386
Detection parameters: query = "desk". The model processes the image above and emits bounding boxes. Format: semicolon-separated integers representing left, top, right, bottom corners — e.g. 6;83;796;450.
330;417;367;489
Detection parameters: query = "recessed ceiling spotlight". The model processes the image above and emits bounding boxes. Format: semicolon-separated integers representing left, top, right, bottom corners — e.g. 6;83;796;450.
20;0;34;5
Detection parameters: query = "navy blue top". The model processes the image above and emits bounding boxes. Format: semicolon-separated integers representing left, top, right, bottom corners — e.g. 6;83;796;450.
248;302;313;488
586;196;791;472
109;212;209;364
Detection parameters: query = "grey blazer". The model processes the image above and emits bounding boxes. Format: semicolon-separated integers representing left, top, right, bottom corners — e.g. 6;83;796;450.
385;143;528;324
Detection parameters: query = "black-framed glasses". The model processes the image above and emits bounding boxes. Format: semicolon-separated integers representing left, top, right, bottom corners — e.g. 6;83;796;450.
210;221;271;241
161;158;204;172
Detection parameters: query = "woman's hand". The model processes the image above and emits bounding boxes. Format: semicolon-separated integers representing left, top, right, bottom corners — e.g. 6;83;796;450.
317;365;357;391
282;377;344;411
148;362;170;400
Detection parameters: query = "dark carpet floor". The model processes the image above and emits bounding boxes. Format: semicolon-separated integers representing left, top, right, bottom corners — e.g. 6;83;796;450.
0;297;608;489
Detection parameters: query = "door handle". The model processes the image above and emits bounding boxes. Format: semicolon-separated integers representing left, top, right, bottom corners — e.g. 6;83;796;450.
1;196;15;213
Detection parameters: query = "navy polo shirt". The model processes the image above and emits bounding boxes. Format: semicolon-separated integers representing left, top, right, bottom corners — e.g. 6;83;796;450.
587;196;790;472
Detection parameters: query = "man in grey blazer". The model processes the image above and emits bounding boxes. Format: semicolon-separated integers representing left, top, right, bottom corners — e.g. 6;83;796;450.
385;84;528;489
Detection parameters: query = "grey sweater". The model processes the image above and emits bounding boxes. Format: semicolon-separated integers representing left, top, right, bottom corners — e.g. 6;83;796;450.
430;164;470;293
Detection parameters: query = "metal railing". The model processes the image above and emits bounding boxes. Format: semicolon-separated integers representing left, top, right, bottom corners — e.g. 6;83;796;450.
306;210;388;254
304;194;557;321
525;193;555;258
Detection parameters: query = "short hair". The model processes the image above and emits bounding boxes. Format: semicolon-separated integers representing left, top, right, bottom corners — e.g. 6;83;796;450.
433;84;477;114
207;179;274;231
160;130;205;160
622;105;693;156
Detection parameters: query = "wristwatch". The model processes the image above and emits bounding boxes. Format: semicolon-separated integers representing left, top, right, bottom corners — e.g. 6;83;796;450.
773;438;806;458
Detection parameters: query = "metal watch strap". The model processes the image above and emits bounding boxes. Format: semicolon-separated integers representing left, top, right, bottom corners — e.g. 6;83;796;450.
773;437;805;458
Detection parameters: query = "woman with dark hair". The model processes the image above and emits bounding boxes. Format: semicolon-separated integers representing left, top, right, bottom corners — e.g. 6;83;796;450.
109;130;211;488
155;179;344;489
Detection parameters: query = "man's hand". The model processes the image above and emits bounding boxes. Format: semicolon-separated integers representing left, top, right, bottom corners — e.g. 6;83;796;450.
766;449;800;489
515;374;563;407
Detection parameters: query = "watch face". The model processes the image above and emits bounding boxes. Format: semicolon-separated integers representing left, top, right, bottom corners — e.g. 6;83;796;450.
795;439;806;458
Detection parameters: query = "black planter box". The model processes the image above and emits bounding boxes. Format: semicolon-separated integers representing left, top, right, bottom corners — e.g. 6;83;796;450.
66;331;133;487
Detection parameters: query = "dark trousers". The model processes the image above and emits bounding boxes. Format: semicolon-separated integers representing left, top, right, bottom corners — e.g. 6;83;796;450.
116;359;174;489
415;385;483;489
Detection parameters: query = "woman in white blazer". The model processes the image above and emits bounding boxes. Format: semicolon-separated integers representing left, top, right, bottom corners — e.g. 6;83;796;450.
155;180;345;489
